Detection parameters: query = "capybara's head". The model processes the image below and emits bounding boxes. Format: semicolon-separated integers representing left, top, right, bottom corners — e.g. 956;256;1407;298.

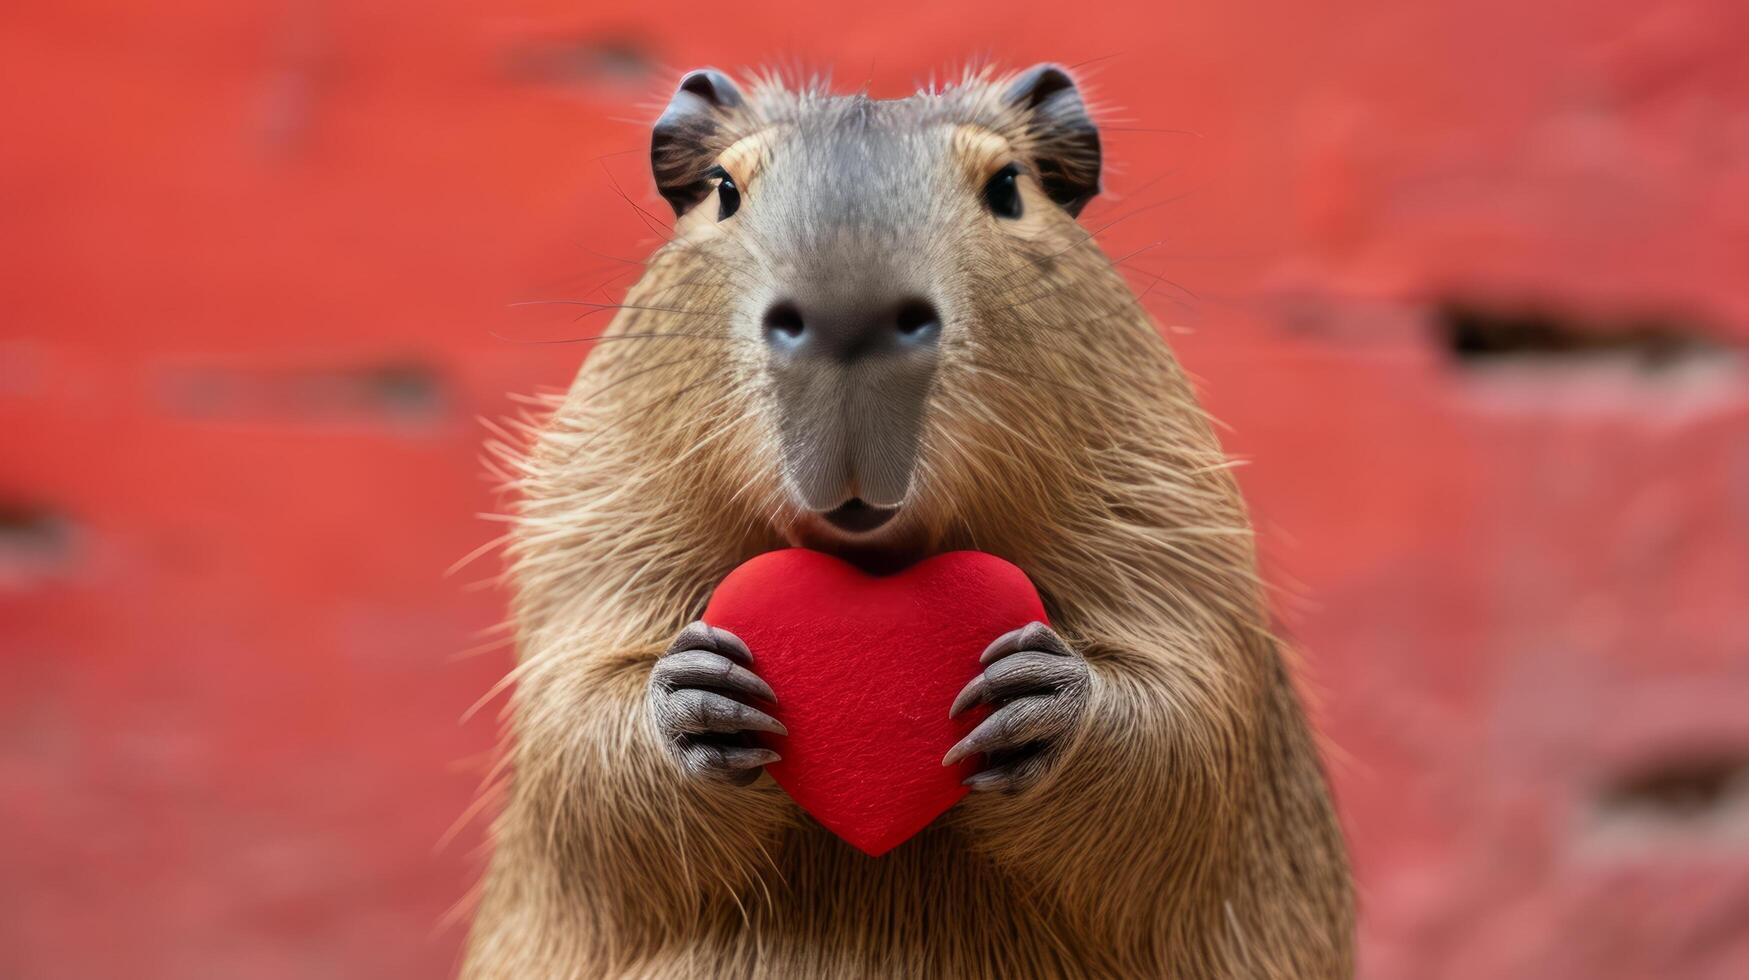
600;65;1152;561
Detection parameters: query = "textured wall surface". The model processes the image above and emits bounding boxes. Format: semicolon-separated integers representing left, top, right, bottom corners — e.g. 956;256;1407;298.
3;0;1747;976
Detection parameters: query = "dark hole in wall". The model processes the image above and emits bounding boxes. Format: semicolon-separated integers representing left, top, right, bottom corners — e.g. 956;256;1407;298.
502;36;657;88
1594;753;1749;826
1436;301;1727;372
0;503;75;571
360;363;445;419
161;359;447;425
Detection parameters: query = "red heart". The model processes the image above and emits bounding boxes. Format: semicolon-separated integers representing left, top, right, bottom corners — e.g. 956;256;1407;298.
702;549;1048;856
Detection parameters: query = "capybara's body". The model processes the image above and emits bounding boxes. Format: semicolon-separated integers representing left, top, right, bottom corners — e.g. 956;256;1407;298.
464;66;1353;979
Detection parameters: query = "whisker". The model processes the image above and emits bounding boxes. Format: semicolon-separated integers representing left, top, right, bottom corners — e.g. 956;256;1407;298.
600;158;673;238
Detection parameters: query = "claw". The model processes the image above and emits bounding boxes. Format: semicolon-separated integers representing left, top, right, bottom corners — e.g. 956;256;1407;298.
708;625;754;665
683;743;781;774
667;689;788;736
681;742;781;785
653;650;776;704
979;621;1069;665
943;694;1060;767
949;673;989;719
950;650;1079;718
667;620;754;665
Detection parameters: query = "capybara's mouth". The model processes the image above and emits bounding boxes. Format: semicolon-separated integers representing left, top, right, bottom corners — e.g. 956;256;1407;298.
786;497;924;574
820;498;899;535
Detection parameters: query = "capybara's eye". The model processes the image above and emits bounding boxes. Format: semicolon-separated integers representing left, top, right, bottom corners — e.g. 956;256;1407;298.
982;163;1023;220
706;165;741;221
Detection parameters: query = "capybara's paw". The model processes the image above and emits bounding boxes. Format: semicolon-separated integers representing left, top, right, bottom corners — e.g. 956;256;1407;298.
647;621;783;785
944;622;1090;792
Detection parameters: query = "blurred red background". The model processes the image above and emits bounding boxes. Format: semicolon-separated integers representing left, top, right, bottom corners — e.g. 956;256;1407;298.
4;0;1748;976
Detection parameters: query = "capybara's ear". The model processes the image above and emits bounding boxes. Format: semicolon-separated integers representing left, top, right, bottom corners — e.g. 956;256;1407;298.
651;68;747;216
1003;64;1101;217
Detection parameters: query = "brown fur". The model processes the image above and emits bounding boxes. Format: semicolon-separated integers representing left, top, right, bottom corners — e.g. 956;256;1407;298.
464;68;1353;979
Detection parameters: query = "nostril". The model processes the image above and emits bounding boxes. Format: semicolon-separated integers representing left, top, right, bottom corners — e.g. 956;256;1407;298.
763;301;806;350
894;299;941;344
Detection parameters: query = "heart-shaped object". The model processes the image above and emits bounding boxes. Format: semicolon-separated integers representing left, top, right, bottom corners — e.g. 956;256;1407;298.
702;548;1048;856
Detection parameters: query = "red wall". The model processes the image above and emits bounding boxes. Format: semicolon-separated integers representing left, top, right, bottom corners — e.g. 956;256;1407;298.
4;0;1747;976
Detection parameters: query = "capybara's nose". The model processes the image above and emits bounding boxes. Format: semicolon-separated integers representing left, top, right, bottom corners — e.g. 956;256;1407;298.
761;296;941;364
